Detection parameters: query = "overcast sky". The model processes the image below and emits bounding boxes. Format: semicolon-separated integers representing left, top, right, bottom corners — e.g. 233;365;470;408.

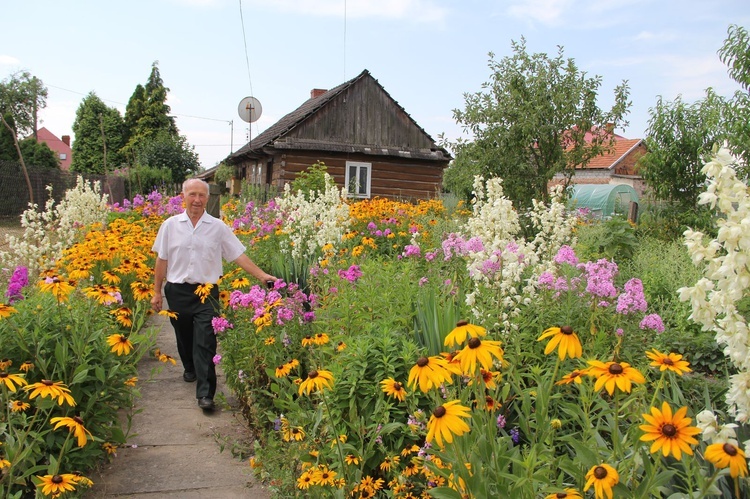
2;0;748;169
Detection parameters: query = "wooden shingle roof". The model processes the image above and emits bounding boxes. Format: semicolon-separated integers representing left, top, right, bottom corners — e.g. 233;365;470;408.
228;69;450;163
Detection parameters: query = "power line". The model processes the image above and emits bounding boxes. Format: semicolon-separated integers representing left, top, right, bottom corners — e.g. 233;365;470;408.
238;0;257;138
46;83;231;123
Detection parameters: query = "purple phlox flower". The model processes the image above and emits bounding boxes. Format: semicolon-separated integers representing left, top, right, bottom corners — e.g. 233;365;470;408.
425;250;437;262
273;416;282;431
640;313;665;333
337;264;363;283
418;277;429;287
212;316;233;334
302;311;316;323
276;306;295;324
616;328;624;337
616;278;648;315
554;245;579;266
328;286;338;295
403;244;421;258
375;230;383;237
5;265;29;303
538;271;555;288
367;221;377;231
212;354;222;365
409;225;418;234
582;259;618;298
496;414;506;429
132;194;145;207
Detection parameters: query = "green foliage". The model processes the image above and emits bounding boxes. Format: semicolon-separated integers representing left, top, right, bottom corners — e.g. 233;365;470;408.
441;157;479;203
0;291;157;497
638;91;725;209
450;37;630;208
134;130;200;184
0;71;47;137
71;92;127;174
121;164;173;196
575;216;638;262
123;61;179;156
289;161;335;200
214;162;235;184
19;136;59;169
639;24;750;218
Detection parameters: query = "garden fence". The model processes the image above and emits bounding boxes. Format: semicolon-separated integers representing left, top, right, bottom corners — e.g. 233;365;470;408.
0;160;125;220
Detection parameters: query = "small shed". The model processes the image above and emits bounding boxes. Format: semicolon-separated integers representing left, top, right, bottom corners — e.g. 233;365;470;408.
569;184;639;219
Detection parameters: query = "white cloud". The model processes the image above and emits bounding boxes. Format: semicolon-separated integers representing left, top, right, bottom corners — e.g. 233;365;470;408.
631;30;678;42
0;55;21;66
244;0;447;23
505;0;574;26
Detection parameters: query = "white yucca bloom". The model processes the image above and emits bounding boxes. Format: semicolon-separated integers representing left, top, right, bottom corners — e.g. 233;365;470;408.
275;174;350;261
461;176;577;331
0;177;109;277
678;147;750;422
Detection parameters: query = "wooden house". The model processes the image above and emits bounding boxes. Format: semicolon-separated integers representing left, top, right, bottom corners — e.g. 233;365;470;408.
225;69;451;200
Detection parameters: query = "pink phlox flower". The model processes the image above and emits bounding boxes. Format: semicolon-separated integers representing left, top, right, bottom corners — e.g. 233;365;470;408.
616;278;648;315
554;245;579;266
640;313;665;333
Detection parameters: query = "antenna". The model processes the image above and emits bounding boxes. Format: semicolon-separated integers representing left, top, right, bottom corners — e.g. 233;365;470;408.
237;96;262;150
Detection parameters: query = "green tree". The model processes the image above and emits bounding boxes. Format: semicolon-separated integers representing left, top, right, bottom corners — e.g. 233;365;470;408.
134;130;199;184
638;24;750;219
19;137;59;168
71;92;126;174
638;92;725;209
0;71;48;202
448;38;631;208
290;161;335;200
123;61;178;155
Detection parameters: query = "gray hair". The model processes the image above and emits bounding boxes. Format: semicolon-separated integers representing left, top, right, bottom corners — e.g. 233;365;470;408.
182;178;209;194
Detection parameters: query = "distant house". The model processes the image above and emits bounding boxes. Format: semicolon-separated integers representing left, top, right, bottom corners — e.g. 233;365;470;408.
37;127;72;171
553;130;648;197
224;69;451;200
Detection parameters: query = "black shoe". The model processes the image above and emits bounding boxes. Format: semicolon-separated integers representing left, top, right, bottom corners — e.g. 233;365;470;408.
183;371;196;382
198;397;214;410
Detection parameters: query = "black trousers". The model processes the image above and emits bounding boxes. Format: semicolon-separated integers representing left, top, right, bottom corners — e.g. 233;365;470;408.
164;282;220;399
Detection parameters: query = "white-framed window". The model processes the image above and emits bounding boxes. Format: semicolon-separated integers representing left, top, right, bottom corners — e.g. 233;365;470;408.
345;161;371;198
59;153;67;160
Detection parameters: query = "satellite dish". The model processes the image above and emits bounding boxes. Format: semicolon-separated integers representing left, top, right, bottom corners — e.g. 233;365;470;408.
238;96;262;123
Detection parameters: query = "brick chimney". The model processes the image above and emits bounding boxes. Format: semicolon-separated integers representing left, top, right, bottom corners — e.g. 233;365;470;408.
310;88;327;99
62;135;71;147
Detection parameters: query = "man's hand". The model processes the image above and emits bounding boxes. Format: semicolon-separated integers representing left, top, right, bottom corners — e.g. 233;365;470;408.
151;294;163;312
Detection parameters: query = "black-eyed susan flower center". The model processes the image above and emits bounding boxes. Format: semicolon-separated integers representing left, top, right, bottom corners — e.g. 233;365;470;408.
608;363;624;375
571;370;581;378
393;382;402;391
468;337;482;349
663;358;674;365
661;424;676;437
308;370;319;379
556;494;568;499
433;406;447;418
42;379;54;386
52;475;63;484
73;416;85;425
416;357;429;367
724;443;738;456
456;320;469;327
561;326;573;335
594;466;608;479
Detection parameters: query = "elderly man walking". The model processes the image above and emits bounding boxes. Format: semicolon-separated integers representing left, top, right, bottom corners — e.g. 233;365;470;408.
150;178;276;411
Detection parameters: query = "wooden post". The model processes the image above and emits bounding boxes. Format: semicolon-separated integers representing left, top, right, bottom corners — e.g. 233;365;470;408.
208;183;221;218
628;201;639;223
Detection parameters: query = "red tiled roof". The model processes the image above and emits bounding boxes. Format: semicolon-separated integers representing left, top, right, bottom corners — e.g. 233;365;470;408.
584;138;642;169
37;127;72;170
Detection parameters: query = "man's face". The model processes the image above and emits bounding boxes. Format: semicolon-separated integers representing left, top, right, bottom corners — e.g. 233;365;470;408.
183;181;208;217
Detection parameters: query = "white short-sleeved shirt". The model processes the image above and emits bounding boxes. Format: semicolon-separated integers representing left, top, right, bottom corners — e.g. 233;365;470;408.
152;210;245;284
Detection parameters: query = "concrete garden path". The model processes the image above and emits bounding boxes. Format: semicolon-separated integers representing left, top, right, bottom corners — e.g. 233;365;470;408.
85;313;270;498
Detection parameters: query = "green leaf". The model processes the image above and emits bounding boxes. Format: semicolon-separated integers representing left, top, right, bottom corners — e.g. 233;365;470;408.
426;487;464;499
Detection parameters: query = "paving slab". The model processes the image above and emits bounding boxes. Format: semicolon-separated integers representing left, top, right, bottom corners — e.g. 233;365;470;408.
85;314;270;499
